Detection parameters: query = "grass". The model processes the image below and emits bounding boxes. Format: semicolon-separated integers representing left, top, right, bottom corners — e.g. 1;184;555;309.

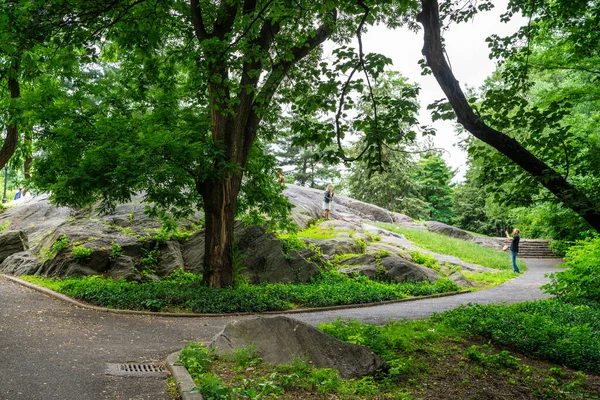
179;312;600;399
374;222;527;271
463;270;519;288
20;270;461;313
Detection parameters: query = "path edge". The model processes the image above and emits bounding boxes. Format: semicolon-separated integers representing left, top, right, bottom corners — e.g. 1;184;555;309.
1;274;471;318
167;352;204;400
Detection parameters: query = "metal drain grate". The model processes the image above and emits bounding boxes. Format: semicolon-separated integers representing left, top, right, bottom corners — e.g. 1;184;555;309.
106;363;167;377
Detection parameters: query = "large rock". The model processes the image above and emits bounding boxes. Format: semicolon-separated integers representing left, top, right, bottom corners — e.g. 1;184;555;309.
283;184;395;228
338;254;439;283
209;316;388;379
425;221;474;241
0;251;41;275
0;230;29;263
182;223;321;284
157;241;185;276
304;237;364;258
379;256;439;283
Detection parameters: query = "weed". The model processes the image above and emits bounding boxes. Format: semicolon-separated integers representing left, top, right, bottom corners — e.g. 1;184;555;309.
0;221;9;231
138;248;160;275
71;246;93;262
110;242;124;259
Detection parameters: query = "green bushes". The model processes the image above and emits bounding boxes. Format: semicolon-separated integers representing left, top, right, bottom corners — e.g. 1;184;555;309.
432;300;600;374
542;236;600;303
21;270;460;313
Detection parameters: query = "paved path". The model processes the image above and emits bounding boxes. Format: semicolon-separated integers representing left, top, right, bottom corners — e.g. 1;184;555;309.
0;258;561;400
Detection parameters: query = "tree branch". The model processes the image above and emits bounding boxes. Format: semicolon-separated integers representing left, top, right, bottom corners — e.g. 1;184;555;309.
417;0;600;230
243;12;336;164
190;0;208;40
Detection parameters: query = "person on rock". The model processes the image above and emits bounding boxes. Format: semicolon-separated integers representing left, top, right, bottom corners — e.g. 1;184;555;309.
322;184;334;219
14;187;24;200
505;228;521;273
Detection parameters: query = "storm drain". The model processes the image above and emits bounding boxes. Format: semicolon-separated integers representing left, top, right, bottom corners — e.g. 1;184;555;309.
106;363;167;377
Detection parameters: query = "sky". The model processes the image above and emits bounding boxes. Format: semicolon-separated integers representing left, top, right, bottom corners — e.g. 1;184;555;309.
357;1;526;181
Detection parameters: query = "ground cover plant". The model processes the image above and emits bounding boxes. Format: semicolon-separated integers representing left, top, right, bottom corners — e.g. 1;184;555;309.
374;222;526;271
432;299;600;374
178;317;600;399
20;270;460;313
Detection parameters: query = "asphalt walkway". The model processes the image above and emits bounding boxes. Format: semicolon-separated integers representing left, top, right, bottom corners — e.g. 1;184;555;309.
0;258;562;400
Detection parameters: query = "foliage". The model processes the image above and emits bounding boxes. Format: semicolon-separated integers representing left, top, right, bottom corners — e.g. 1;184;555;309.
433;300;600;374
137;248;160;276
20;270;460;314
110;242;123;259
542;236;600;303
177;312;600;399
279;236;307;254
411;152;455;223
454;0;600;239
179;343;214;377
71;246;92;262
0;220;9;231
409;250;439;270
375;223;526;271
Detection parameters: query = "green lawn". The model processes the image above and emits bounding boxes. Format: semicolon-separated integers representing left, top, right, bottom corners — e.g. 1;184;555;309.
374;222;526;271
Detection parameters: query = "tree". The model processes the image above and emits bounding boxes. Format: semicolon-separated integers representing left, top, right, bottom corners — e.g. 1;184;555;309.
30;0;417;288
417;0;600;232
412;152;454;223
272;133;340;188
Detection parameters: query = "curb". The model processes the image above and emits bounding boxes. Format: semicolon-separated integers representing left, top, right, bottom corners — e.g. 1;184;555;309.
1;274;472;318
167;352;203;400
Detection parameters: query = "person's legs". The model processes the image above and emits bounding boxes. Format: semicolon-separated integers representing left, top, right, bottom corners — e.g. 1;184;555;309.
511;251;520;273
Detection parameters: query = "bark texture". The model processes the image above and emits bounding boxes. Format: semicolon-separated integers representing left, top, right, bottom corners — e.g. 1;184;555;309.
417;0;600;231
0;67;21;169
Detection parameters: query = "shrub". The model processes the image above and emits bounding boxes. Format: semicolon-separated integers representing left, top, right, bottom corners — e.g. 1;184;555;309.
72;246;93;262
0;221;9;231
410;250;439;270
433;300;600;374
542;236;600;303
281;235;306;253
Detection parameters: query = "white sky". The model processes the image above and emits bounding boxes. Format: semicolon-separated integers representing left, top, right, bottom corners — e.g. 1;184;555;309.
358;1;526;181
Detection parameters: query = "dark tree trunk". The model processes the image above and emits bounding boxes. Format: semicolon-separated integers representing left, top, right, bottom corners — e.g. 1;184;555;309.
417;0;600;232
24;131;32;180
0;70;21;169
199;173;242;288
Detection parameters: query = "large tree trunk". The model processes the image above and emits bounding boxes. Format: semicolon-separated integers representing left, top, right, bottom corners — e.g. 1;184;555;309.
0;71;21;169
417;0;600;232
199;173;242;288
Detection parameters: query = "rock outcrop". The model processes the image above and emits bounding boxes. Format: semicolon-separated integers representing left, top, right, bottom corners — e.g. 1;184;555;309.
0;230;28;263
209;316;388;379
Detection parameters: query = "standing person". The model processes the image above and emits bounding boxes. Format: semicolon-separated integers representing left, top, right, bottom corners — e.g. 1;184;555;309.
277;169;285;184
14;187;23;200
505;228;521;273
322;184;334;219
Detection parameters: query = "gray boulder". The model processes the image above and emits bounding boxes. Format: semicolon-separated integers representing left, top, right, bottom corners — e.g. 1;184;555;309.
0;230;29;263
209;316;388;379
338;254;377;267
338;265;381;280
283;184;395;228
305;238;364;258
182;223;320;284
106;255;137;280
338;255;439;283
0;251;41;275
447;270;473;287
379;256;439;283
425;221;474;241
157;241;185;276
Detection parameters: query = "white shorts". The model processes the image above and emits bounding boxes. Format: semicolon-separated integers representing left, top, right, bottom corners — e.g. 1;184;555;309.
322;201;331;210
